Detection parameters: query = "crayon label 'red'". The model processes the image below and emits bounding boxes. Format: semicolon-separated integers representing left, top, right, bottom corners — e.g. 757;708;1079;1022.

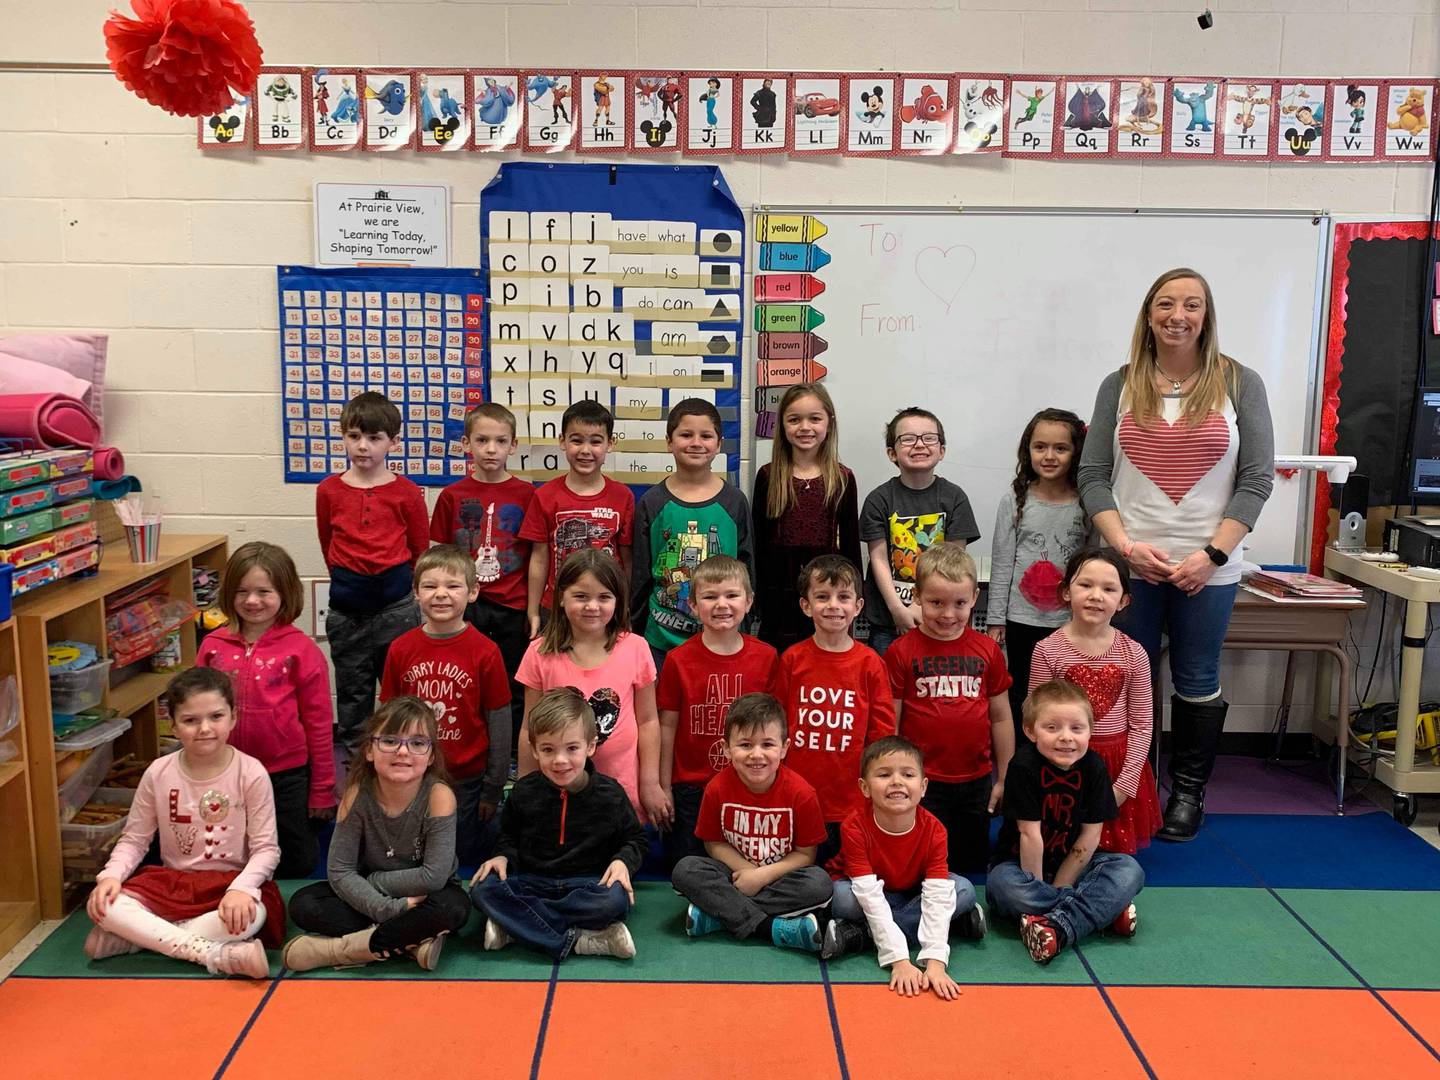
758;243;832;272
754;304;826;333
757;332;828;360
755;214;829;244
753;274;826;302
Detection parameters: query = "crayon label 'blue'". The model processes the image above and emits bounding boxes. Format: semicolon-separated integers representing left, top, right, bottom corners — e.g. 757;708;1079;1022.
758;243;832;272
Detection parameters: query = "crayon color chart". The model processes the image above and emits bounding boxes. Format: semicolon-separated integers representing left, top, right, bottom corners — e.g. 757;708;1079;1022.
481;163;746;485
277;265;487;485
752;212;831;439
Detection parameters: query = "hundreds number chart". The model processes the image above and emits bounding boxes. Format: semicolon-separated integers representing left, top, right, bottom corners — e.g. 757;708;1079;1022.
481;162;746;485
277;266;486;485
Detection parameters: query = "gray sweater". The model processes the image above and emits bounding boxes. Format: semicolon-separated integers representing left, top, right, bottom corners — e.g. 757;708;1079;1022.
1077;361;1274;531
328;776;459;923
986;491;1092;628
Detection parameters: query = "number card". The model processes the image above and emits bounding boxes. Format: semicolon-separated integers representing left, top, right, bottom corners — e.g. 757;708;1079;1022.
277;266;486;485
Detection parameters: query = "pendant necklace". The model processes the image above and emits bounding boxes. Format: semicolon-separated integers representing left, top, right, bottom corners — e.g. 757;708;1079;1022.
1154;360;1196;393
374;788;421;859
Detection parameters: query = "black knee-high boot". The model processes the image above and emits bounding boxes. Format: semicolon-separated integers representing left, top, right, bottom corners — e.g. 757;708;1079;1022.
1157;695;1228;842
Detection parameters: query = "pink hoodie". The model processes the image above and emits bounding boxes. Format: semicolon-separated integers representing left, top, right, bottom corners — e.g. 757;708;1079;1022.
196;622;337;809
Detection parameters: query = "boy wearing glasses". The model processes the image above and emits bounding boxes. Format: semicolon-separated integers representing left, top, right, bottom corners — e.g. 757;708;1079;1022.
381;546;512;865
861;408;979;655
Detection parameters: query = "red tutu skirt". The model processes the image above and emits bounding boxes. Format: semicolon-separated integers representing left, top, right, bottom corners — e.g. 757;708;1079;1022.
120;867;285;949
1090;732;1162;855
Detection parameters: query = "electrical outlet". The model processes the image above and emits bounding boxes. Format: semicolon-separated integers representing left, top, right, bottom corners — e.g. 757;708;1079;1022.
312;580;330;638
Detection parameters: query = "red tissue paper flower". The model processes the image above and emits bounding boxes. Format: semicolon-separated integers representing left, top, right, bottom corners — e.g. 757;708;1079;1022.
1018;560;1065;612
104;0;263;117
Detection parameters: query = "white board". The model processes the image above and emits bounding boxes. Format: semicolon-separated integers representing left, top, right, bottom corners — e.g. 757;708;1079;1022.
749;208;1329;567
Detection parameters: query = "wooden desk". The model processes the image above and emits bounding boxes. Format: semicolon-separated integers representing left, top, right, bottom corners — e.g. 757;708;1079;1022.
1324;548;1440;823
1224;588;1362;815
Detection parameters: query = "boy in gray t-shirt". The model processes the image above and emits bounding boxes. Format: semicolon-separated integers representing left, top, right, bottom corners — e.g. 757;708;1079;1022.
860;408;979;655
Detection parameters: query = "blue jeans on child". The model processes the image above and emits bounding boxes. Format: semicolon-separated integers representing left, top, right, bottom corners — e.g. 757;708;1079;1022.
830;873;977;945
452;775;500;870
1115;580;1237;700
985;852;1144;946
470;873;630;960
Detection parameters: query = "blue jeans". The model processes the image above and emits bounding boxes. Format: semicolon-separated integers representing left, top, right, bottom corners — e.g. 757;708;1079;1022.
831;873;977;947
867;626;899;656
985;852;1144;945
1115;579;1237;700
452;774;500;870
470;873;630;960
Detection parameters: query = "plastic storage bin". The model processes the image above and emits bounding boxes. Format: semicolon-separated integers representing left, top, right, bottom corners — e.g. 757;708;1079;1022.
61;786;134;883
50;658;113;715
55;716;131;823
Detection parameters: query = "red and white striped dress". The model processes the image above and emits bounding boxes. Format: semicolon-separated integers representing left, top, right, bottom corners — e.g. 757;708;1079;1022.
1029;627;1162;853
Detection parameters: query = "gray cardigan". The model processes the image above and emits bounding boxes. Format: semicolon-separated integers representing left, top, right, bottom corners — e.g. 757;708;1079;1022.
1077;361;1275;531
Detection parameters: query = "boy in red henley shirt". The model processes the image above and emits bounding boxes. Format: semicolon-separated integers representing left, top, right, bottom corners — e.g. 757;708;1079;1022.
316;392;429;753
381;546;511;865
774;555;895;865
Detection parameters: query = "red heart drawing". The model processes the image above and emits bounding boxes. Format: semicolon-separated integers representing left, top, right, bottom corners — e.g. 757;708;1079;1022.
1065;663;1126;720
1117;411;1229;504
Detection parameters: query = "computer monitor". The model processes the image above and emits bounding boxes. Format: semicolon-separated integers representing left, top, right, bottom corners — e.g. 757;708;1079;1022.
1410;387;1440;496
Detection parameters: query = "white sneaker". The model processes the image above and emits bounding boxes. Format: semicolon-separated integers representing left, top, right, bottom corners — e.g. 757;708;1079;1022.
84;926;140;960
210;939;270;979
573;922;635;959
483;918;511;951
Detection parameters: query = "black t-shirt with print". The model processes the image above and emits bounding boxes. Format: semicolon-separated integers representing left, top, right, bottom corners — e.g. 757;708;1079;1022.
993;742;1117;879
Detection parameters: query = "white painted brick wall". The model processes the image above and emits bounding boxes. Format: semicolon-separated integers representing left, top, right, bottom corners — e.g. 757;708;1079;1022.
3;0;1438;732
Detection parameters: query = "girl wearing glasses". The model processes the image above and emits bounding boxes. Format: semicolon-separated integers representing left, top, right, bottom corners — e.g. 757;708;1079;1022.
986;408;1091;740
284;697;469;972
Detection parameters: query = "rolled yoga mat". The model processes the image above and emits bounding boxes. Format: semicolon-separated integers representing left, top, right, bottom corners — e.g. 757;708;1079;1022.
0;393;101;448
92;446;125;481
93;475;141;501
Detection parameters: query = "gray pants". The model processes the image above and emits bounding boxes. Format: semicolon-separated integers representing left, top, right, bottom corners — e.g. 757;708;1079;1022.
326;595;420;749
671;856;833;939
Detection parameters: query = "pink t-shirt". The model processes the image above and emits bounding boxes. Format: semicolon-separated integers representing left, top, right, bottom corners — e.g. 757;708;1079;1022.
516;631;656;814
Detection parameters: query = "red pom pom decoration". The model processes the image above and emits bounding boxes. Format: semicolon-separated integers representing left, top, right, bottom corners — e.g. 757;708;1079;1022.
104;0;263;117
1018;560;1066;612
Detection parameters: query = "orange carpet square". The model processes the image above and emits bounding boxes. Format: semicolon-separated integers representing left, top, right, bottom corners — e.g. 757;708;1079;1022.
222;979;549;1079
1377;991;1440;1057
537;982;841;1080
1108;987;1440;1077
0;977;265;1079
831;984;1148;1079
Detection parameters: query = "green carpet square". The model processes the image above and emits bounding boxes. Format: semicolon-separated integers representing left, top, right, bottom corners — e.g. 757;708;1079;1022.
554;882;824;983
1279;889;1440;990
1080;887;1361;988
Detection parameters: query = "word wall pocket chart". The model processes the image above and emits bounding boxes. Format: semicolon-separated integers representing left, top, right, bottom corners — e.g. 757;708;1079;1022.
277;266;486;485
481;162;746;487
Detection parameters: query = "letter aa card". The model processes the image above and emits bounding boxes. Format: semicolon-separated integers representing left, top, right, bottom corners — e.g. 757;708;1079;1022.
1060;78;1115;155
1381;81;1436;158
1274;82;1328;160
1005;77;1058;155
471;72;522;152
631;72;683;152
416;71;469;152
308;68;362;152
954;76;1005;153
197;93;249;149
686;74;734;155
522;72;578;152
1326;82;1380;161
791;74;845;155
578;71;627;153
737;75;790;154
361;71;417;150
1115;77;1167;156
843;74;897;155
896;75;955;155
1218;80;1271;158
253;68;303;149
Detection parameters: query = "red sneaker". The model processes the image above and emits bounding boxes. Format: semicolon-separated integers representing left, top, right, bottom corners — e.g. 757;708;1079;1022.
1020;914;1061;965
1111;903;1138;938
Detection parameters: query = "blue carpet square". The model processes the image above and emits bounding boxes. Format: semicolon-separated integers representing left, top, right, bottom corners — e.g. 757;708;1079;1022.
1206;813;1440;890
1132;822;1259;887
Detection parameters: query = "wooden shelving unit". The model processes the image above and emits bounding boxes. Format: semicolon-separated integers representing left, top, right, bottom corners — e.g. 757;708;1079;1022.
0;617;40;957
13;533;228;919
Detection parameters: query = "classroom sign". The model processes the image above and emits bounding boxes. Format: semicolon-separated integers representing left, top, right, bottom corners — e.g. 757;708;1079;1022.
201;68;1438;164
314;183;450;268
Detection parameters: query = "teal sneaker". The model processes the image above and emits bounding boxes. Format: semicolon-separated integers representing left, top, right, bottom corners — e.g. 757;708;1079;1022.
685;903;725;937
771;913;822;953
